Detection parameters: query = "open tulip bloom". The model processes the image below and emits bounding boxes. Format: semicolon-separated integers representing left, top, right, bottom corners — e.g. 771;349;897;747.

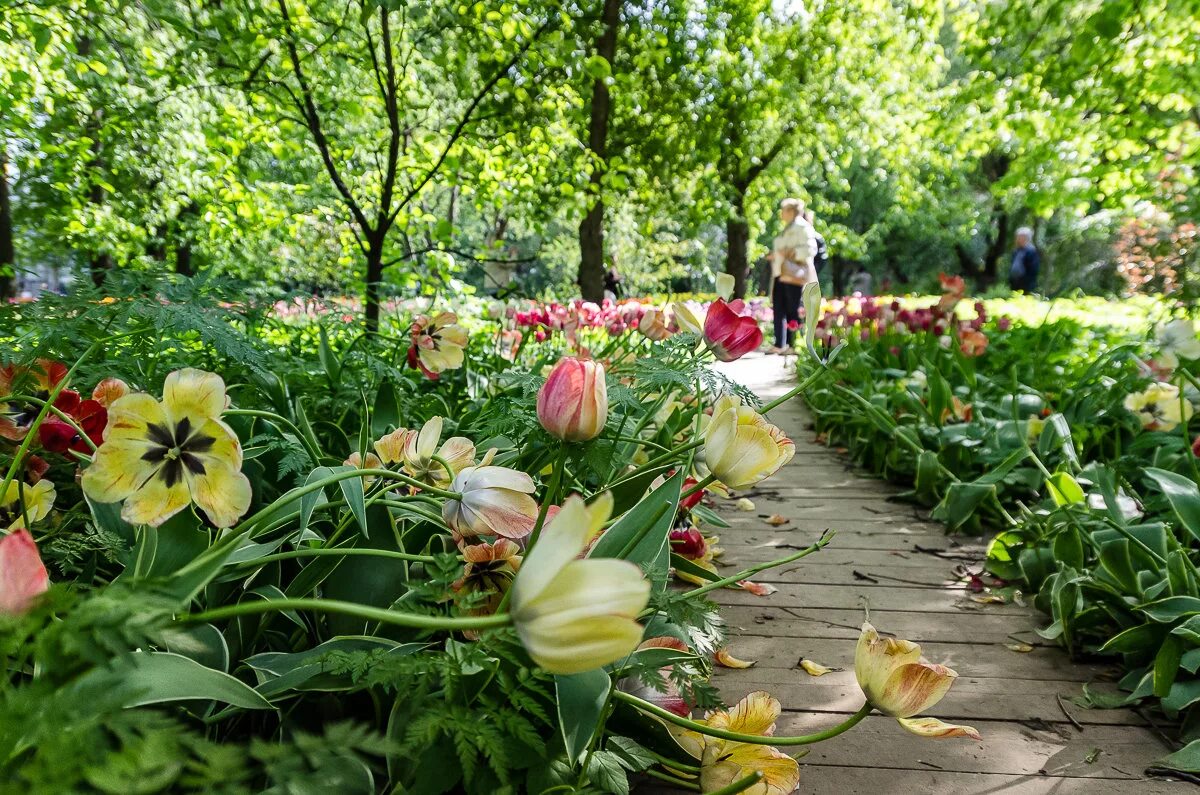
703;395;795;489
855;622;981;739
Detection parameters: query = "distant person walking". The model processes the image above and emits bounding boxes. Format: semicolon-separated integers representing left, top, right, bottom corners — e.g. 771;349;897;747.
768;198;817;354
603;264;623;301
1008;226;1040;292
848;265;873;296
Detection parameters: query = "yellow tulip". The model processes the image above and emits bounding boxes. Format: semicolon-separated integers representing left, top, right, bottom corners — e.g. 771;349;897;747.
0;479;56;531
82;369;252;528
375;417;476;489
854;622;980;739
509;493;650;674
1124;382;1193;431
702;396;794;489
669;691;800;795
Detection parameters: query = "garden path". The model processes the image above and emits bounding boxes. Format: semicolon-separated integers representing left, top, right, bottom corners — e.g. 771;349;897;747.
647;353;1184;794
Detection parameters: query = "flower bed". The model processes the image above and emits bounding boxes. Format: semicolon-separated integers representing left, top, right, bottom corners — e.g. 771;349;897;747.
0;282;977;793
801;281;1200;774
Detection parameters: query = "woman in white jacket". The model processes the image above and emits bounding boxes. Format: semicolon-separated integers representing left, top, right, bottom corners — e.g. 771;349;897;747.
768;198;818;353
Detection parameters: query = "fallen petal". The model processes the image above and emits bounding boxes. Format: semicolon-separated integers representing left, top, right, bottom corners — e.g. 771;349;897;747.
1005;642;1034;653
765;514;790;526
799;658;838;677
897;716;982;740
739;580;776;596
716;648;757;668
735;497;756;512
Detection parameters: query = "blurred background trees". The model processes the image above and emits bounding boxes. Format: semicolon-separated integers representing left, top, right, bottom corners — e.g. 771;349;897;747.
1;0;1196;314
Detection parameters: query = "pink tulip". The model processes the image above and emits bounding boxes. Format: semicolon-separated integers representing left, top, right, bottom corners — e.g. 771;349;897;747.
0;530;49;616
703;299;763;362
537;357;608;442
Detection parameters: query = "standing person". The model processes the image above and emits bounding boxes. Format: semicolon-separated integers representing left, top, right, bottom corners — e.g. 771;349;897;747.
848;265;873;296
768;198;817;354
1008;227;1040;292
805;210;828;277
603;261;623;301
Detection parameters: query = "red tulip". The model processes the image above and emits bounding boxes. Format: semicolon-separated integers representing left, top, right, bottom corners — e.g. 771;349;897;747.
703;299;763;362
537;357;608;442
0;529;49;616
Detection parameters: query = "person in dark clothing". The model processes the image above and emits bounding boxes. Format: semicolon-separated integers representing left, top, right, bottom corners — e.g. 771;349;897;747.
1008;227;1040;292
806;210;828;276
603;266;623;299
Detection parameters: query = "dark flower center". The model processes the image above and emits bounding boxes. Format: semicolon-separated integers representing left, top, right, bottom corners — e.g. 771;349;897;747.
141;417;217;487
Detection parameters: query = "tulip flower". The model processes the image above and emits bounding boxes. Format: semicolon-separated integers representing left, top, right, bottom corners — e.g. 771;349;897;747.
0;480;56;532
669;691;800;795
0;359;72;441
509;492;650;675
537;357;608;442
637;308;671;341
936;273;966;313
958;329;988;357
82;369;252;528
375;417;476;489
454;537;522;626
855;622;980;739
715;272;736;300
0;529;50;616
702;396;794;489
1124;382;1193;431
91;378;130;407
407;312;467;380
38;397;107;454
671;301;704;335
703;300;763;362
443;449;539;541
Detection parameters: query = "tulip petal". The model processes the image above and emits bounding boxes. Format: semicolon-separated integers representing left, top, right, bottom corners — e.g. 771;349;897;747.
520;558;650;625
186;456;253;529
701;742;800;795
120;469;192;527
0;530;49;615
897;717;981;740
511;495;592;605
82;438;160;504
518;612;646;674
716;648;757;668
854;622;921;696
875;662;958;718
707;691;781;735
162;368;227;425
461;487;538;539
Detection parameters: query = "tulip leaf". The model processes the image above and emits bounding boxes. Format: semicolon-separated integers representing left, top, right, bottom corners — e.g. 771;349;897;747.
670;553;721;583
1145;468;1200;544
372;378;401;437
299;466;335;534
1150;739;1200;776
335;465;369;537
1047;472;1085;506
73;651;274;710
555;669;610;764
590;470;682;588
1140;596;1200;623
606;465;672;516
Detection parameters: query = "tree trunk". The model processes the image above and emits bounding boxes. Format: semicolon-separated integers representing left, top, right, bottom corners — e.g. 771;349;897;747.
0;141;15;301
724;191;749;299
174;202;198;277
577;0;621;302
364;234;385;332
980;209;1009;286
831;256;849;296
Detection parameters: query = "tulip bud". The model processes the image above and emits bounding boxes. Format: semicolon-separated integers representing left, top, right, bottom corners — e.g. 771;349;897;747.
536;357;608;442
0;529;49;615
703;300;763;362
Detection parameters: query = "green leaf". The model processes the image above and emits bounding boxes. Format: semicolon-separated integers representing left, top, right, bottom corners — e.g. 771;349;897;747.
88;651;274;710
318;326;342;385
1141;596;1200;623
1145;468;1200;543
336;465;369;537
586;750;630;795
1101;622;1161;653
1155;635;1184;698
584;55;612;80
670;553;721;584
556;669;610;764
590;470;682;588
1047;472;1085;505
372;379;401;438
1150;738;1200;775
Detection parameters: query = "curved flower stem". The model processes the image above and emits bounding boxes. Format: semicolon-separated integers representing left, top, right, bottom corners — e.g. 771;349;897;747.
223;408;323;464
643;770;699;791
757;366;827;415
227;547;437;572
609;434;671;454
613;690;872;746
183;597;511;631
624;438;705;480
678;529;834;599
642;748;701;773
680;473;716;502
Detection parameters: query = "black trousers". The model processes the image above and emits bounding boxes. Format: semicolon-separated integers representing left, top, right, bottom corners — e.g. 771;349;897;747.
772;279;800;348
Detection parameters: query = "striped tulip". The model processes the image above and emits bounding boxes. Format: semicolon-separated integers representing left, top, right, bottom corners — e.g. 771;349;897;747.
536;357;608;442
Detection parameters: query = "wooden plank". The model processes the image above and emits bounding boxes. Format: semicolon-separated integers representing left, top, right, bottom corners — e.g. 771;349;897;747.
790;766;1182;793
719;605;1053;644
772;714;1166;779
709;582;1030;615
711;670;1145;726
700;545;982;570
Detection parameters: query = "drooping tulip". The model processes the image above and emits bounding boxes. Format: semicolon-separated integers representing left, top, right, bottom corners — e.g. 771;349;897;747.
637;308;671;341
0;529;50;616
702;395;794;489
703;300;763;362
407;312;467;380
442;450;539;541
509;492;650;675
671;302;705;335
536;357;608;442
1124;382;1193;431
81;369;252;528
0;480;56;532
854;622;980;739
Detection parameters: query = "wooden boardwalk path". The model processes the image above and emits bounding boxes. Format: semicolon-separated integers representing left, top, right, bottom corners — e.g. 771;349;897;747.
646;354;1185;793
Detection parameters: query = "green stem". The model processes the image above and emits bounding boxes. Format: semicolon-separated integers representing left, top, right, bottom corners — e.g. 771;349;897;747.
614;690;872;746
642;749;701;774
625;438;705;480
224;408;322;463
184;597;511;630
680;473;716;502
609;434;670;454
705;772;766;795
680;530;834;598
642;770;699;791
758;366;827;414
528;444;568;549
3;393;99;452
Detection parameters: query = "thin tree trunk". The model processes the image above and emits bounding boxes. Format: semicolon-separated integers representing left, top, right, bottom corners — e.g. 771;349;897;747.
577;0;621;302
174;201;198;277
724;191;750;299
0;141;15;300
364;234;385;331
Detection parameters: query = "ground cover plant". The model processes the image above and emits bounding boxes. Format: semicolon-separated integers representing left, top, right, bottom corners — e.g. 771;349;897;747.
0;276;981;794
801;282;1200;774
